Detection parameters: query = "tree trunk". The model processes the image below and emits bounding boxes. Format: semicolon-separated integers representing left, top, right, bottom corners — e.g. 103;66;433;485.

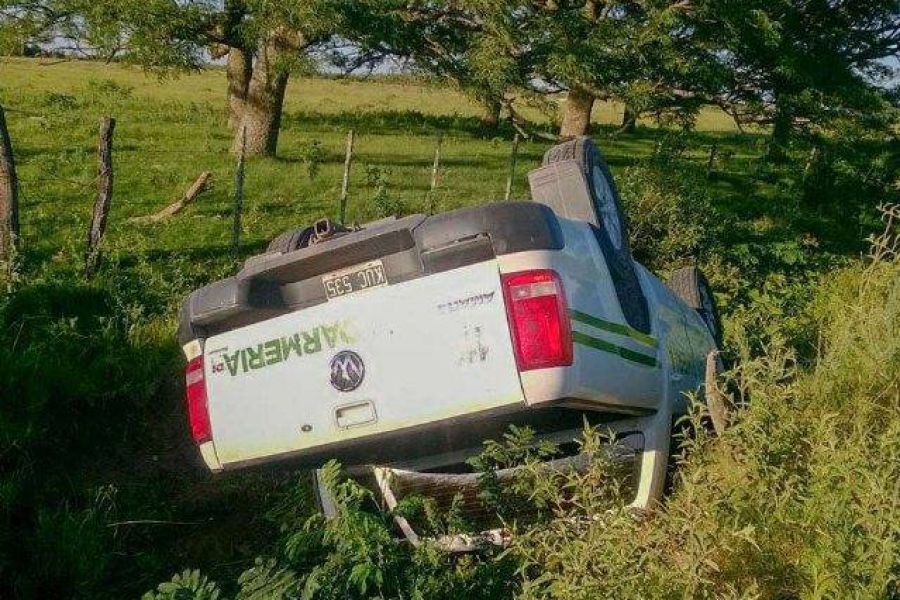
226;47;252;132
768;95;792;163
0;103;19;268
232;38;290;157
560;86;594;138
618;105;637;133
219;0;251;131
478;97;502;130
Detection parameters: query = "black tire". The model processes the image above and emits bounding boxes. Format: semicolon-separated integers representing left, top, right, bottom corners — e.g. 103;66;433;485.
265;226;315;254
544;137;650;333
542;136;633;261
668;266;722;346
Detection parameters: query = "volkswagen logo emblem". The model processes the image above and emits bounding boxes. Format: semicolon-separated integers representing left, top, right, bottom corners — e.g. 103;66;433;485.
330;350;365;392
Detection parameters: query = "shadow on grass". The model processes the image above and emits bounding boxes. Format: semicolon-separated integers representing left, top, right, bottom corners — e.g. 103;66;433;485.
131;240;271;265
281;108;552;139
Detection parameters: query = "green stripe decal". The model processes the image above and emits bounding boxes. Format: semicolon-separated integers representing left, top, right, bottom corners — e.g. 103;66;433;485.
571;331;658;367
569;309;658;348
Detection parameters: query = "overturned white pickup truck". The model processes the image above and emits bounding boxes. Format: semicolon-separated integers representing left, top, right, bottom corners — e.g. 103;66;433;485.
178;137;721;527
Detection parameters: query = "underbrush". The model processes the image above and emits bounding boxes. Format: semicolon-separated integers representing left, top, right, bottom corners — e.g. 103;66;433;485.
509;210;899;599
139;213;899;599
2;153;894;599
0;271;178;596
617;151;719;274
0;258;285;597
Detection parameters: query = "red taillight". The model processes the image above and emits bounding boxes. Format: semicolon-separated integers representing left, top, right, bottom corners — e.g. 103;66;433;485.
185;356;212;444
502;269;573;371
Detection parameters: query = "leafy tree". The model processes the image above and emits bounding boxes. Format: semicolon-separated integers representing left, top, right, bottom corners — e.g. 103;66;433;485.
325;0;520;130
0;0;341;156
443;0;898;142
455;0;722;137
332;0;720;137
208;0;340;156
691;0;900;157
0;1;212;73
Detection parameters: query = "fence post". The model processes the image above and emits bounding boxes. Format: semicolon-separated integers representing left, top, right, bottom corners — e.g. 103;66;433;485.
85;116;115;278
430;134;443;192
231;125;246;259
339;130;354;223
504;133;520;201
706;143;718;179
0;104;19;273
427;133;443;214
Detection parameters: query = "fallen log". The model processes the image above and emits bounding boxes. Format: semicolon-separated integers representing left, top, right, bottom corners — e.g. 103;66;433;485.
129;171;211;224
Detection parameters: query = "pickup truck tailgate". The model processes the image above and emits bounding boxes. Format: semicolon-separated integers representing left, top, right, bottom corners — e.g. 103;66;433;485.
203;259;524;468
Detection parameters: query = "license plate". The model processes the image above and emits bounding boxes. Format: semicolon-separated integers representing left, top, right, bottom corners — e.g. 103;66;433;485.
322;260;388;300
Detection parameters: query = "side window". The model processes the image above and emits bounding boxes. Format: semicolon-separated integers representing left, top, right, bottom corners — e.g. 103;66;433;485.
589;224;651;334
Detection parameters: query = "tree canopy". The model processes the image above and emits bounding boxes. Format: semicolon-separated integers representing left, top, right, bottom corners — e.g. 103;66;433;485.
691;0;900;153
2;0;898;149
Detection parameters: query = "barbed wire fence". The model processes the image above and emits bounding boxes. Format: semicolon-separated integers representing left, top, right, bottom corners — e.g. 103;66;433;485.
0;101;530;281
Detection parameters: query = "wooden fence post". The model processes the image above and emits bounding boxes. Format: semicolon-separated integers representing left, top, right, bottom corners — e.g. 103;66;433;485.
339;130;354;223
706;143;718;179
427;133;443;214
85;116;115;278
430;134;443;192
0;103;19;273
231;125;246;259
504;133;520;201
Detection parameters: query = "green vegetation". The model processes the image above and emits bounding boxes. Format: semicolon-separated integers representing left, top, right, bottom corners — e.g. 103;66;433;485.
510;232;900;599
0;58;897;598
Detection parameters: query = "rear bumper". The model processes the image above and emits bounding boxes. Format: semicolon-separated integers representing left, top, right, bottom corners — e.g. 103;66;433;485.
178;202;564;346
198;441;223;472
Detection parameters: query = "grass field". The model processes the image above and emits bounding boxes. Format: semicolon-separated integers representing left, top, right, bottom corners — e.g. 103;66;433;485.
0;58;817;289
0;57;895;598
0;57;742;128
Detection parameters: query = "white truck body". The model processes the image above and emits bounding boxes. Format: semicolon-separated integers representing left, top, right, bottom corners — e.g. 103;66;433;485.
201;259;524;469
179;137;719;524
